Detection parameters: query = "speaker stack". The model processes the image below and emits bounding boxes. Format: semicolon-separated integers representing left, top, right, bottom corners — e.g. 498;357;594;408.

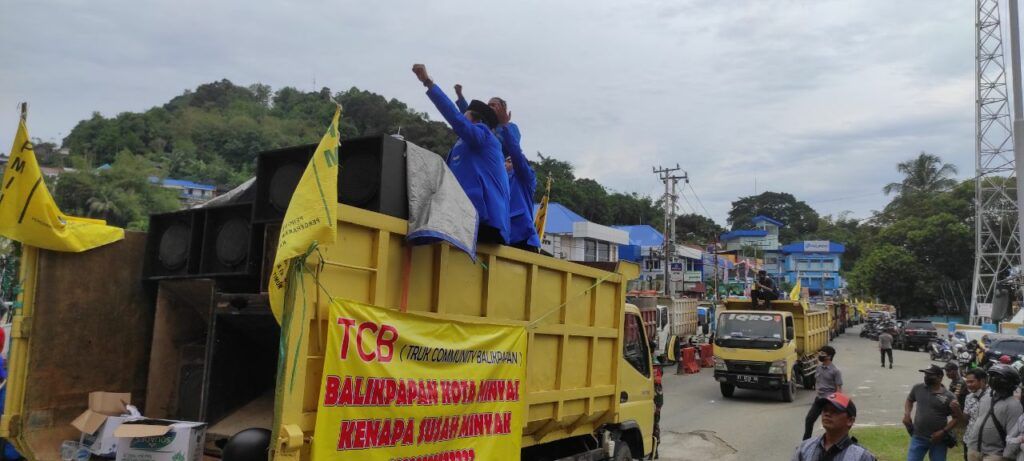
144;135;410;289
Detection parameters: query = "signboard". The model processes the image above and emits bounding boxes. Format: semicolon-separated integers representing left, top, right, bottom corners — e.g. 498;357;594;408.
977;302;993;318
683;271;702;282
670;262;684;272
313;299;527;461
803;241;830;252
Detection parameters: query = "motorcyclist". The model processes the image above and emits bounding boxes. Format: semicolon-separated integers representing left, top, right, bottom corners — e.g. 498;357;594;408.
966;364;1023;459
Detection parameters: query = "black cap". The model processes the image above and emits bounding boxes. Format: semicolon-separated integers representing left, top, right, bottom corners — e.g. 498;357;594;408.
466;100;498;129
919;364;944;376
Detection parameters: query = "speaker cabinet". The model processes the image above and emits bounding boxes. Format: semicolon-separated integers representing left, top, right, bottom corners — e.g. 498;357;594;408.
200;203;263;277
144;209;205;279
338;135;408;219
252;135;409;222
253;144;317;223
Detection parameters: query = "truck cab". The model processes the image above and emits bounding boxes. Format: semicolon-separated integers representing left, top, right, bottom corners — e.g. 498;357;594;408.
712;300;829;402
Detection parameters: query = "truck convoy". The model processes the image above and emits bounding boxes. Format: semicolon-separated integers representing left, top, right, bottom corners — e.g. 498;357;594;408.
1;137;657;461
632;295;699;362
712;299;831;402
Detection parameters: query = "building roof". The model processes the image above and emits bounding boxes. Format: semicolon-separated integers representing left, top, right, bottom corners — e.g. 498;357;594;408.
612;225;664;247
752;215;785;227
149;176;217;191
780;241;846;254
533;202;587;234
720;229;769;241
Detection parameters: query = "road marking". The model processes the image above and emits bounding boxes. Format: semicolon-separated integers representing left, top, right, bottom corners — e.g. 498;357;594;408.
857;386;871;389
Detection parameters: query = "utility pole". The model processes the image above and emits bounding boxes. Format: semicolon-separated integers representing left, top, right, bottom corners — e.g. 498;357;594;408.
653;164;688;297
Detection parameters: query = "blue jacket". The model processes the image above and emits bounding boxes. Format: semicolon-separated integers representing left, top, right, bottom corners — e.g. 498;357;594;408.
496;125;540;247
426;85;510;243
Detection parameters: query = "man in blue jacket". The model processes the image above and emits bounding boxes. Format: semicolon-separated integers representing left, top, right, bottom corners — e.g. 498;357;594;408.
412;64;510;245
454;85;540;251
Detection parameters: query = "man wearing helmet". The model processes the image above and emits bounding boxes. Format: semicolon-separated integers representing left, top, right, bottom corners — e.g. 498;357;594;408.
965;364;1022;460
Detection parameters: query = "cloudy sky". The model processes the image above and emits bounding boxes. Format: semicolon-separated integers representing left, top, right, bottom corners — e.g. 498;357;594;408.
0;0;991;224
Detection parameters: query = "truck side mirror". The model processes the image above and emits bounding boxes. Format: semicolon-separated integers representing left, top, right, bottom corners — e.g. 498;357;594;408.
786;325;795;340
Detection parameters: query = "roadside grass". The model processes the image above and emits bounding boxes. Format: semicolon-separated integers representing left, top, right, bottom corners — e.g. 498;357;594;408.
852;426;964;461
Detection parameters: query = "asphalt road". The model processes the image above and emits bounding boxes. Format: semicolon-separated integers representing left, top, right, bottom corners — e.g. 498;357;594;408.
656;324;936;460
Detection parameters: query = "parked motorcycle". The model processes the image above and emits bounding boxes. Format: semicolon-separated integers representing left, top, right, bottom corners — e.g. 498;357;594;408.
929;338;952;362
958;349;974;370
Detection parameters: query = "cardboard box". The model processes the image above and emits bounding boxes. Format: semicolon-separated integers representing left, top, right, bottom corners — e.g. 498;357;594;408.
81;415;130;456
71;391;133;456
114;419;208;461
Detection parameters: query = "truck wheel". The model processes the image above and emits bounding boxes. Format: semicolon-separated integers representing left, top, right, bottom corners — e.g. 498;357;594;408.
720;383;735;398
612;439;633;460
781;380;795;402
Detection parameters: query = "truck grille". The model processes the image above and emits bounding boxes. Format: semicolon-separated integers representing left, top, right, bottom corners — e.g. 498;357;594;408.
726;360;771;374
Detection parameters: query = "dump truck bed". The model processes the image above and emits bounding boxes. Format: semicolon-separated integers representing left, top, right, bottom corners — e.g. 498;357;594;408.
273;205;640;457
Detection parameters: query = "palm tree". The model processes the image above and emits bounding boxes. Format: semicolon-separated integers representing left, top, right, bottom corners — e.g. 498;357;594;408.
883;152;958;196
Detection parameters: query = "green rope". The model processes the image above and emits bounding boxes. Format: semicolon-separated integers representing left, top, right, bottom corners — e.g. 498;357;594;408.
526;272;617;329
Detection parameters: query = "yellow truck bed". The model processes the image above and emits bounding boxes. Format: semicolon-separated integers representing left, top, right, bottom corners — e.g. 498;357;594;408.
273;205;642;459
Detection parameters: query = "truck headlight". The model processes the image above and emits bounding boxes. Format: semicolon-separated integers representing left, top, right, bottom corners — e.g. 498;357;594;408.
713;356;727;371
769;360;787;375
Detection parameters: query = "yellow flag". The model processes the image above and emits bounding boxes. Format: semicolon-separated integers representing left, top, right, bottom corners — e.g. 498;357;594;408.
268;106;341;323
534;176;552;241
789;278;801;301
0;115;123;252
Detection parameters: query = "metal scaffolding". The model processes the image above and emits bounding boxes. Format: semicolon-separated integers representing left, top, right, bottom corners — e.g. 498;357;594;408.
971;0;1023;322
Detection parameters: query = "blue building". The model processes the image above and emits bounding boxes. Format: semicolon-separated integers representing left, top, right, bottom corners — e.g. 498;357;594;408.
776;241;845;297
614;224;704;296
720;215;783;252
148;177;218;205
534;202;629;262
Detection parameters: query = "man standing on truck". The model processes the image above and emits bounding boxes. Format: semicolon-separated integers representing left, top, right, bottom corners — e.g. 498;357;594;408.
454;85;540;251
792;392;877;461
802;345;844;440
906;364;964;461
879;328;894;368
412;64;511;244
752;270;778;309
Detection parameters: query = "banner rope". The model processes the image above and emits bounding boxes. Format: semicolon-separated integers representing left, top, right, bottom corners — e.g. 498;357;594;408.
526;272;617;329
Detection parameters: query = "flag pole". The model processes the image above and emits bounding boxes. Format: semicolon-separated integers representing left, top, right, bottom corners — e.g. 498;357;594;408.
19;103;26;121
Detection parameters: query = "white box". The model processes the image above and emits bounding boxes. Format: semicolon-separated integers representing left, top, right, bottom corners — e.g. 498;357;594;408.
114;419;207;461
82;415;130;456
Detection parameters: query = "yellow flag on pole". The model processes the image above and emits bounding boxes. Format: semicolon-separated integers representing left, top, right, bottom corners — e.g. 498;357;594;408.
268;106;341;323
789;277;802;301
534;176;552;242
0;109;124;252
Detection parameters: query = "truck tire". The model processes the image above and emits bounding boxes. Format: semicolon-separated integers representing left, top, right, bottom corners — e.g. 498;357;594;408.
612;439;633;460
781;379;795;402
720;383;735;398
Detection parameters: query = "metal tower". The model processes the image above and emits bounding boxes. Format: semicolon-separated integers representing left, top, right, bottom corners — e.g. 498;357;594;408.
971;0;1022;322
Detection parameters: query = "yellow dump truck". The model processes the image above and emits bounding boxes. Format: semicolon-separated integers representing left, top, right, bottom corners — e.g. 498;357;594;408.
3;206;657;460
712;299;830;402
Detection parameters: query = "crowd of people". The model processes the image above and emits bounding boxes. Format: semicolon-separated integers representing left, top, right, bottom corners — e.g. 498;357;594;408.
412;64;541;251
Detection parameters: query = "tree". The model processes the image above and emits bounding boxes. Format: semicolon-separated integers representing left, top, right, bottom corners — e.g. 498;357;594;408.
675;213;724;244
883;152;958;197
848;244;936;315
727;192;819;243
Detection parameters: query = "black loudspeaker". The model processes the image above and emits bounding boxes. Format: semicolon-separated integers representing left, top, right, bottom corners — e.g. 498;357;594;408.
253;144;317;223
338;136;408;219
252;135;409;222
992;285;1012;322
144;209;205;279
200;203;263;277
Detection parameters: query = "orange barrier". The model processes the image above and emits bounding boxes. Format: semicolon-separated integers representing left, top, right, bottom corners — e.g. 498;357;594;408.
676;347;700;374
699;344;714;368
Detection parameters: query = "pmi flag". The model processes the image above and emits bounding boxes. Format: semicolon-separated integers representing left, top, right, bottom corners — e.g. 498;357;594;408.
789;279;801;301
0;115;123;252
312;299;526;461
268;106;341;324
533;176;552;242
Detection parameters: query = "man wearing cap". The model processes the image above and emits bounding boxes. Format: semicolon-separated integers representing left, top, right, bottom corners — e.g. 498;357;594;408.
454;85;540;251
412;64;511;245
792;392;877;461
906;364;964;461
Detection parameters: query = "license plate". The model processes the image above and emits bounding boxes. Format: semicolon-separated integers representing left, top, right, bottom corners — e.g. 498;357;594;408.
737;375;758;383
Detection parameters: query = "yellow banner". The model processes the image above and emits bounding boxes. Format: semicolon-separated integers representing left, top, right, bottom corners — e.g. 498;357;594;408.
312;300;526;461
0;117;123;252
269;106;341;323
789;279;801;301
534;176;551;242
